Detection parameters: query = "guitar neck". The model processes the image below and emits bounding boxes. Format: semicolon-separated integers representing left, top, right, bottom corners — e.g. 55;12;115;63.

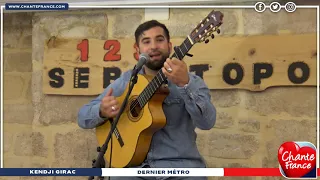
136;36;194;108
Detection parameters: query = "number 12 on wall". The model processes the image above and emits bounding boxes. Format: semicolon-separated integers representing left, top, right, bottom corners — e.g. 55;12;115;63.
77;39;139;62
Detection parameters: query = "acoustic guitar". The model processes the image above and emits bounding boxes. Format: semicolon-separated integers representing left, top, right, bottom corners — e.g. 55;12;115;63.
95;10;224;168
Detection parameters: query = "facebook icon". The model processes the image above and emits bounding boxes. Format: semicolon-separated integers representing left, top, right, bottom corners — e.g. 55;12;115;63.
254;2;266;12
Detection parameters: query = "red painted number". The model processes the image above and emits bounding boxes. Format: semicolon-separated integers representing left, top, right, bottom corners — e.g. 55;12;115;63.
77;39;89;62
104;40;121;61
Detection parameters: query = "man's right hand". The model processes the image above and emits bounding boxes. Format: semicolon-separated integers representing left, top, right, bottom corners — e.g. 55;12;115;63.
99;88;120;118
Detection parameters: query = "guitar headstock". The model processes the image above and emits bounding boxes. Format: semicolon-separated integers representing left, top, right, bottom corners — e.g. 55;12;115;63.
189;10;224;44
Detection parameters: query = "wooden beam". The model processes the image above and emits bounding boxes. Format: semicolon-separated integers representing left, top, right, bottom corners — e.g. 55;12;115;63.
43;33;317;95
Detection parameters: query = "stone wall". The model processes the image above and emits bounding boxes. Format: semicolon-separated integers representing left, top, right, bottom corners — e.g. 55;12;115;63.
2;5;318;180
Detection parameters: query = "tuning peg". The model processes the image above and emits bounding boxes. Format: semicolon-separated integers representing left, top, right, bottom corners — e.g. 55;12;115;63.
217;29;221;34
211;34;215;39
205;39;209;44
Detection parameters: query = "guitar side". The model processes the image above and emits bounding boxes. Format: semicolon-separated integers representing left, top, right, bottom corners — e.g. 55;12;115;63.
95;74;167;168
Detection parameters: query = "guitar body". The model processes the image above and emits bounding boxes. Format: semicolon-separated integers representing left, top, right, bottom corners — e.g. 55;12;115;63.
95;74;168;168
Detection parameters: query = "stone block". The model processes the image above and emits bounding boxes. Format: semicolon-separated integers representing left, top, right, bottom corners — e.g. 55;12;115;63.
244;87;316;117
4;73;31;101
14;132;48;157
214;111;234;129
238;119;260;133
20;28;32;49
211;9;240;36
32;25;48;63
3;25;32;49
167;8;211;37
3;156;24;168
167;9;239;37
3;156;46;168
243;8;317;35
263;119;316;167
280;8;317;33
3;12;33;27
3;27;22;49
33;13;108;40
196;132;208;155
207;132;259;159
210;90;241;108
4;131;13;153
4;51;32;72
111;9;143;38
51;160;91;169
53;129;98;168
32;70;44;125
205;157;253;168
38;95;95;125
243;9;263;35
31;70;44;104
3;12;32;48
4;103;34;124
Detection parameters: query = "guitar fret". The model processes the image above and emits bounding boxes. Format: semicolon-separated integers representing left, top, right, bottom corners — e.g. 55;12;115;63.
182;42;188;52
185;38;192;50
150;80;157;91
142;93;147;105
174;52;178;59
156;75;160;85
159;73;164;81
146;86;152;98
178;47;184;59
155;78;160;87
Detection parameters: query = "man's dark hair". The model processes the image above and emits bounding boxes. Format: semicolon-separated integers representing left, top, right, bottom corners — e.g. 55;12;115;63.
134;20;170;45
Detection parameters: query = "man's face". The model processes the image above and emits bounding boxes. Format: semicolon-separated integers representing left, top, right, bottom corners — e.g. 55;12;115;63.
136;26;172;71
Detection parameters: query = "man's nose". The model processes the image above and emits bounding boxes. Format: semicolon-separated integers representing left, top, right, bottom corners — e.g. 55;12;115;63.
151;40;158;49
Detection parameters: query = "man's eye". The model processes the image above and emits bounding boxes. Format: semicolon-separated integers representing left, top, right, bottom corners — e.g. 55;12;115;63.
143;41;150;44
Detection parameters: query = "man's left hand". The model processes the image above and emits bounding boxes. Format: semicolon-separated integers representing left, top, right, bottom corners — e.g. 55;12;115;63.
162;57;189;87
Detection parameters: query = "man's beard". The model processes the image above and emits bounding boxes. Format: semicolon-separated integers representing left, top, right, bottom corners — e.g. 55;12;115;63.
145;54;169;71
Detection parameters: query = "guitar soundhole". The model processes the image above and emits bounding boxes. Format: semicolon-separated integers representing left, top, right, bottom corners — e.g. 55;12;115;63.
129;99;142;118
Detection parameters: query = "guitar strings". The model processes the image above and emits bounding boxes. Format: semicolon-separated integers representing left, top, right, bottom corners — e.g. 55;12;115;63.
128;50;181;113
129;71;166;113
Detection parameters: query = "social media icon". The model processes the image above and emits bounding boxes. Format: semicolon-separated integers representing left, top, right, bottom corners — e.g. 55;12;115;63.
270;2;282;12
254;2;266;13
284;2;296;13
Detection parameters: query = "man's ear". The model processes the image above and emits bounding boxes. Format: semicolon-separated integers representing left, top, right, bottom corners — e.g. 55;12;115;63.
134;43;140;54
168;41;173;54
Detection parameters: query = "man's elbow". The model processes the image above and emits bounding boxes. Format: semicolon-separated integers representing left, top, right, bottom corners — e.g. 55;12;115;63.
77;109;91;129
198;107;216;130
199;118;216;130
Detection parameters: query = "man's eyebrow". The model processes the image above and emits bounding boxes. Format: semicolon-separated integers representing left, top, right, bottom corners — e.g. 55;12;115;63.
140;34;165;42
156;35;165;39
141;37;150;41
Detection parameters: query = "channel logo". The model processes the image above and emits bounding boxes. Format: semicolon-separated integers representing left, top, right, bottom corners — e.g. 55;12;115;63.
254;2;297;13
278;141;317;179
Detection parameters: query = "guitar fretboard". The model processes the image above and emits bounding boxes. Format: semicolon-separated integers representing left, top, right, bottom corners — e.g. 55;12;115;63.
136;37;194;108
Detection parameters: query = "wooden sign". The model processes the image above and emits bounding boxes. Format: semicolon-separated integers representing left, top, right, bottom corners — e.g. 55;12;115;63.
42;33;317;95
